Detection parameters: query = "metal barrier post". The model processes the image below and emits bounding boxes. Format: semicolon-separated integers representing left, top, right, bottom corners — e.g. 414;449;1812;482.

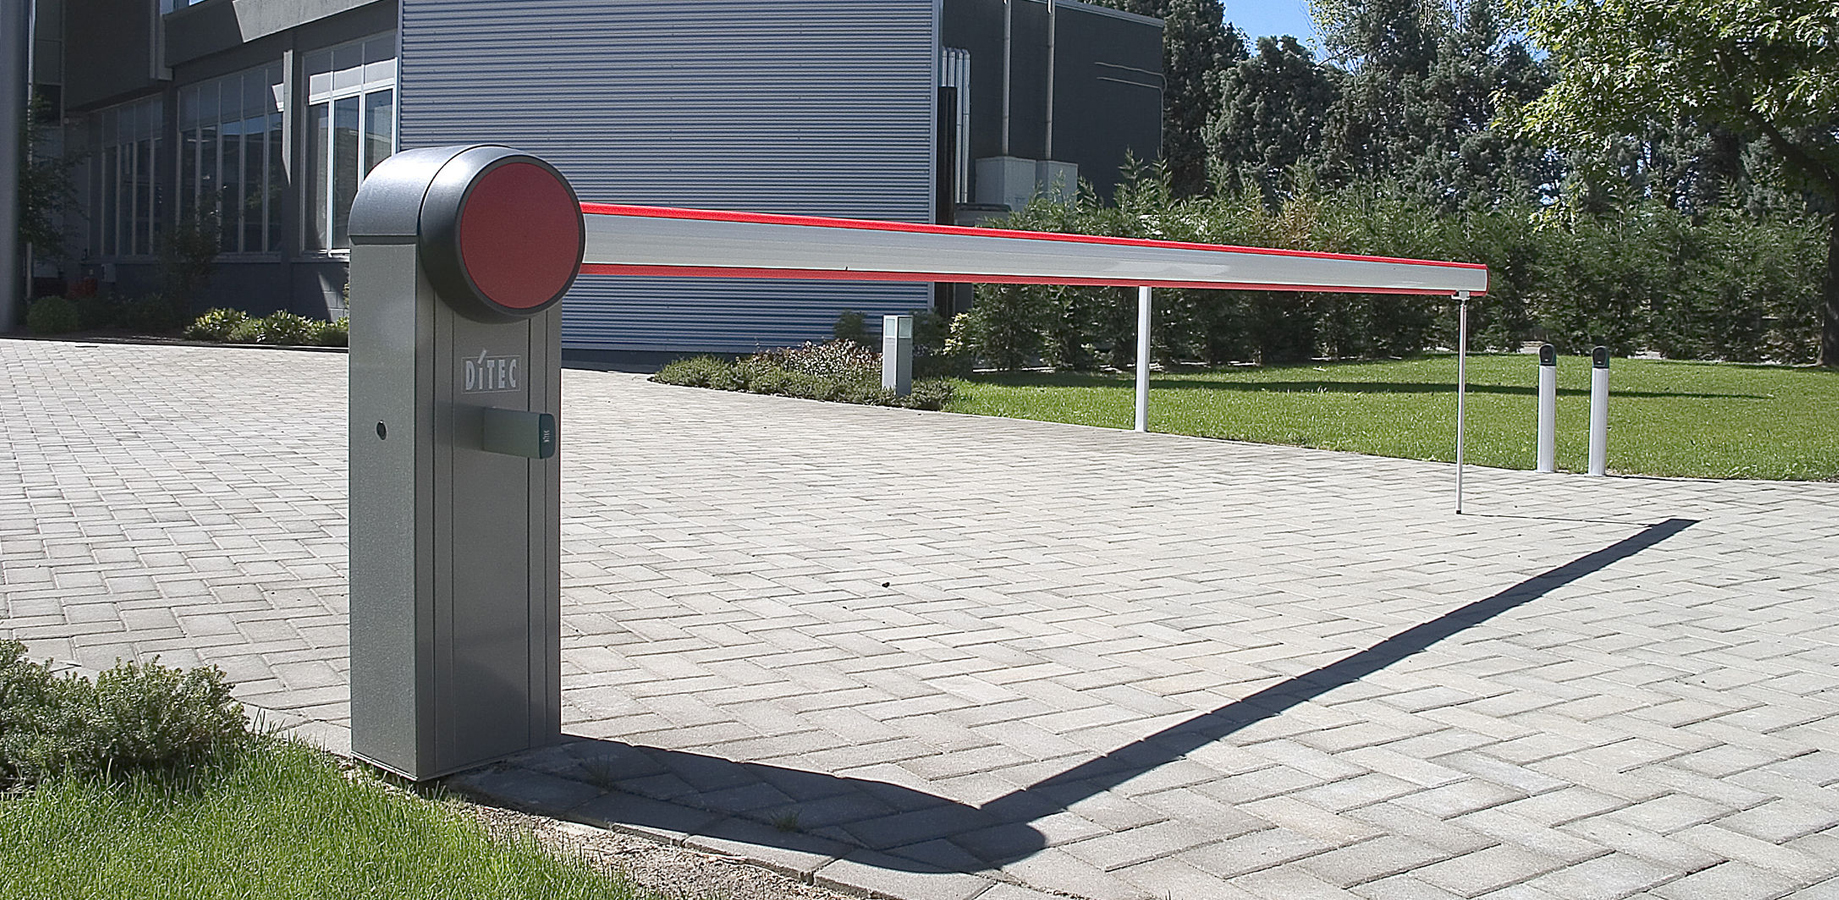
1135;286;1151;433
346;145;581;781
881;314;913;396
1455;292;1470;513
1588;346;1609;476
1536;343;1557;473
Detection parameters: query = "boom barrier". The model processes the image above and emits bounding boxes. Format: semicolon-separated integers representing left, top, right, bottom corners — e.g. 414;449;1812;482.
348;145;1488;780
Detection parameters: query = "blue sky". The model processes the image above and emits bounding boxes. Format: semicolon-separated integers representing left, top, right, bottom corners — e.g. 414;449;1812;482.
1223;0;1321;45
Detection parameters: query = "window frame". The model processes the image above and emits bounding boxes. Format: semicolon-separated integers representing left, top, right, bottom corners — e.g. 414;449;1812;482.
303;33;397;256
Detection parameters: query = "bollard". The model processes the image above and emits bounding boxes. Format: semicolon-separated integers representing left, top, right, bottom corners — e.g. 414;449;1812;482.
1587;346;1609;476
347;145;581;780
1536;343;1557;473
1134;286;1152;433
881;314;913;396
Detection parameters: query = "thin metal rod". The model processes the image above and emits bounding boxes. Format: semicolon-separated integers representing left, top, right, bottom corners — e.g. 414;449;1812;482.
1045;0;1056;160
1455;292;1470;513
1135;286;1151;433
1001;0;1012;158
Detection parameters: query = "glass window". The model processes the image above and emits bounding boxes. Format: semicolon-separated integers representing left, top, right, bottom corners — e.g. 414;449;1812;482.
92;96;162;259
307;104;330;252
304;33;396;253
178;64;283;254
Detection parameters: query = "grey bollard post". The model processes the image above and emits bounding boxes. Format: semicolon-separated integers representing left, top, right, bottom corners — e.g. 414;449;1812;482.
1535;343;1557;473
1587;346;1609;476
882;314;913;396
347;145;583;781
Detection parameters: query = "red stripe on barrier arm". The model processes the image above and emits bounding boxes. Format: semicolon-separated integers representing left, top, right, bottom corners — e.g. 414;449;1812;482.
577;263;1471;295
578;202;1489;274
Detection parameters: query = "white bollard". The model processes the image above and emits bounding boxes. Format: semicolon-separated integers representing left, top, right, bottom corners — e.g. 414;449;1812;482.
881;314;913;396
1587;346;1609;476
1536;343;1557;473
1134;286;1151;433
1455;293;1469;514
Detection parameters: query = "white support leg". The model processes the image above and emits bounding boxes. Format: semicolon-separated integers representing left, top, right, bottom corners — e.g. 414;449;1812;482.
1455;292;1470;514
1134;286;1151;433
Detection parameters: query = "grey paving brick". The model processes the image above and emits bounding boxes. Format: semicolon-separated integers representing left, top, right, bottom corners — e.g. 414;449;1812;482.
7;340;1839;900
1515;851;1680;900
1652;860;1804;900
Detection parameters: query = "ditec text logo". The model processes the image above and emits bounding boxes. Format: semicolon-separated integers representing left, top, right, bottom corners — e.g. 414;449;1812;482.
462;350;521;394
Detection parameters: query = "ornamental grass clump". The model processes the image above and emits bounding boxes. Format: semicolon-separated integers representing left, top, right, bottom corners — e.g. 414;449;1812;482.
653;339;954;410
0;640;249;789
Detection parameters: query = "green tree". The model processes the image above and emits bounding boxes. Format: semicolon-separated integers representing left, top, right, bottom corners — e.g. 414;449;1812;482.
1313;0;1553;208
1512;0;1839;365
1204;36;1340;203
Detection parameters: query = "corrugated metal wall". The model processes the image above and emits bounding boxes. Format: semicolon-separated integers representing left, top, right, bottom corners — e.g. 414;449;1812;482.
397;1;940;352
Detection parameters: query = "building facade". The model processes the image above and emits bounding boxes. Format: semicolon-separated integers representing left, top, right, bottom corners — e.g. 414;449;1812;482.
36;0;1162;352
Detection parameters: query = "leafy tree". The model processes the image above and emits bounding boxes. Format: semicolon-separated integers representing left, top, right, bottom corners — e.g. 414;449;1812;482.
1512;0;1839;365
1313;0;1553;208
17;98;78;261
1205;36;1339;203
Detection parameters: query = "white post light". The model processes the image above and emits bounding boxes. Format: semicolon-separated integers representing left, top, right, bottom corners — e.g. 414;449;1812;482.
1536;343;1557;473
1455;292;1470;514
1135;286;1151;433
1588;346;1609;476
881;314;913;396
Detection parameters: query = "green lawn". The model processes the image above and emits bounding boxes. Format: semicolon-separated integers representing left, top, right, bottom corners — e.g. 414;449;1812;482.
0;740;646;900
946;355;1839;481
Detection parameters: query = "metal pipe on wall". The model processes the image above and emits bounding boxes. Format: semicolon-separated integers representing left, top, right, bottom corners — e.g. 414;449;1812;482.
1001;0;1013;157
0;0;28;331
1045;0;1056;160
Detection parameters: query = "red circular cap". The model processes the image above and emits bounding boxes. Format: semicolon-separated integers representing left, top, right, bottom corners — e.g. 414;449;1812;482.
457;162;582;311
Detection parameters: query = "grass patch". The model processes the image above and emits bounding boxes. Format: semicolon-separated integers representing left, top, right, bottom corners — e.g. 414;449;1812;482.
946;355;1839;481
0;739;649;900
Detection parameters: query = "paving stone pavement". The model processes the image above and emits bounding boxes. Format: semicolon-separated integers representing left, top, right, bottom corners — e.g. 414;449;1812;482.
3;336;1838;900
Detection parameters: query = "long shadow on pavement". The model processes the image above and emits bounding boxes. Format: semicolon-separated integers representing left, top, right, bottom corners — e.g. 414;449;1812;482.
465;517;1696;876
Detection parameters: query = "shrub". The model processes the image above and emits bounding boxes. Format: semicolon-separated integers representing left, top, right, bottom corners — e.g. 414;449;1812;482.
185;308;249;342
226;311;319;346
24;296;80;335
226;318;262;344
0;640;248;787
653;341;956;411
116;294;185;334
75;294;118;330
833;309;868;344
897;378;956;411
317;317;350;347
654;355;742;390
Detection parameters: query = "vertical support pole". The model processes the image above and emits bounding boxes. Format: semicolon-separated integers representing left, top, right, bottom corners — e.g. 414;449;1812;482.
1001;0;1012;158
0;0;28;332
1135;286;1151;433
1045;0;1056;161
1455;292;1470;514
881;313;913;396
1535;343;1557;473
1588;346;1609;476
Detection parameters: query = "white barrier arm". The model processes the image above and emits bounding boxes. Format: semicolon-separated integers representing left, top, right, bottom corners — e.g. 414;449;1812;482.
579;204;1490;295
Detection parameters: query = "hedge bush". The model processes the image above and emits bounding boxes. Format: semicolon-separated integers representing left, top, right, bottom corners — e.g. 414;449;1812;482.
957;175;1826;368
0;641;248;788
185;308;249;342
24;296;80;335
653;340;956;410
193;310;342;346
